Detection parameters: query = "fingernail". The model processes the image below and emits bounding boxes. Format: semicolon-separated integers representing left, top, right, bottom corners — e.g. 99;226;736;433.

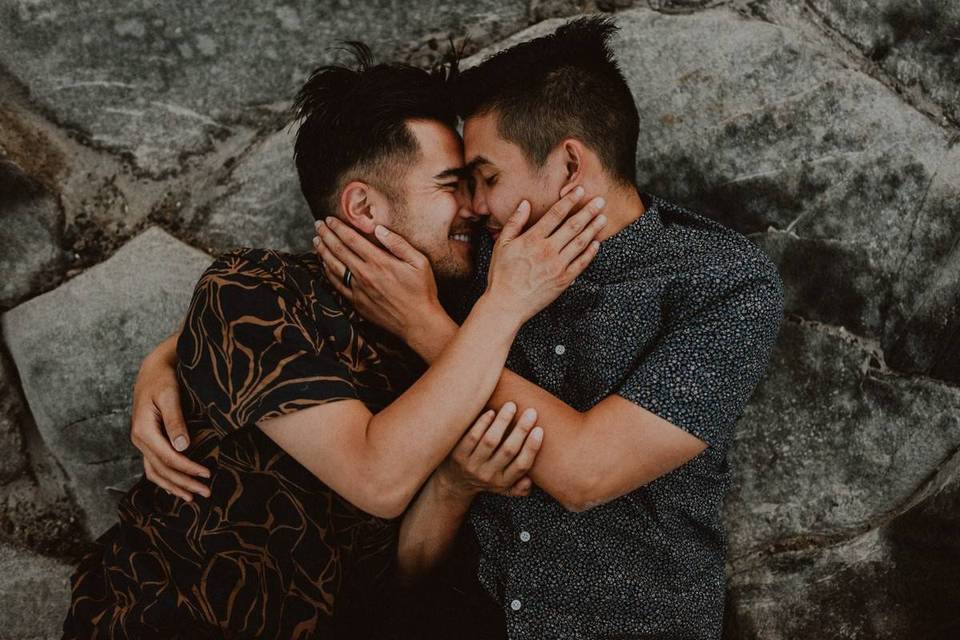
531;427;543;442
327;217;338;227
503;401;517;413
198;469;211;479
518;200;530;213
574;186;584;197
522;408;537;422
375;225;389;239
596;214;607;226
595;197;606;209
174;436;187;451
314;220;322;230
312;236;319;246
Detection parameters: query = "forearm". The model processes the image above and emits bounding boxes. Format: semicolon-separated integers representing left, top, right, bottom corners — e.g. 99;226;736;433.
364;295;519;504
412;320;593;508
146;326;181;368
396;473;473;580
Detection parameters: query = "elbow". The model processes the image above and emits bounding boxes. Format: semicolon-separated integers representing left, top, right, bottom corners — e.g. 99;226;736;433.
355;474;418;520
553;474;607;514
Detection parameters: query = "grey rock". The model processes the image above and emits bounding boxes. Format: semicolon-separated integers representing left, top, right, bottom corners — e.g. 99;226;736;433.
1;227;212;537
612;7;953;338
198;125;314;253
882;143;960;380
803;0;960;125
725;319;960;553
0;543;74;640
0;353;27;484
0;158;65;310
727;445;960;639
0;0;529;176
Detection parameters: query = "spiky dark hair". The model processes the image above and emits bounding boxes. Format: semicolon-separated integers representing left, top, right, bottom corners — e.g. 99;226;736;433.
455;16;639;186
292;42;459;220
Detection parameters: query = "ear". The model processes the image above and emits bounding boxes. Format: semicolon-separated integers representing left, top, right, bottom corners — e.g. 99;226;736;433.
556;139;585;199
339;181;379;234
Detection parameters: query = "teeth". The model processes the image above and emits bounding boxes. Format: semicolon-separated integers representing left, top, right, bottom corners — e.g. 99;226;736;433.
449;233;470;242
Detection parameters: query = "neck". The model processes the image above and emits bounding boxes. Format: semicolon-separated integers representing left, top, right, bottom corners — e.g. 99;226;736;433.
588;181;645;241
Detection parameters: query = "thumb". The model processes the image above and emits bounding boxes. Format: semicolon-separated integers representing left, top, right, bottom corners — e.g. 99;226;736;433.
499;200;530;243
374;225;426;267
158;388;190;451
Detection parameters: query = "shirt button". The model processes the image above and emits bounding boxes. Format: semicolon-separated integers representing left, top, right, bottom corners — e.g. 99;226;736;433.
519;530;531;543
554;344;566;355
510;599;522;611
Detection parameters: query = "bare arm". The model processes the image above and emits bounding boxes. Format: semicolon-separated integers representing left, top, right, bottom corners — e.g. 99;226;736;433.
270;193;599;519
390;317;706;512
130;322;211;501
396;402;541;579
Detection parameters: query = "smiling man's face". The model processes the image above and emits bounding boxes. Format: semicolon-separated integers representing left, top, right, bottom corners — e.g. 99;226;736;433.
386;119;479;282
463;110;567;241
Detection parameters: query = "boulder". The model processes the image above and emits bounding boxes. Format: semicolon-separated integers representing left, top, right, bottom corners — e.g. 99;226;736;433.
0;0;529;176
0;542;74;640
1;227;212;537
0;158;65;310
725;320;960;552
727;445;960;639
198;125;313;253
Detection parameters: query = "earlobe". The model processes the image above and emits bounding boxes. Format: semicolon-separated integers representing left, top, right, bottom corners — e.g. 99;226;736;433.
340;181;377;234
558;139;583;198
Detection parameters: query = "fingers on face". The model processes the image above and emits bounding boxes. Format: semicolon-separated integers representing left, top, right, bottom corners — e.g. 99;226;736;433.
553;196;606;253
499;201;530;243
325;217;382;263
558;209;606;266
532;185;585;238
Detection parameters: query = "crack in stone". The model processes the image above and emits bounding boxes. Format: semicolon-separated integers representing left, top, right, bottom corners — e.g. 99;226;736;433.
730;441;960;568
892;142;952;281
798;0;960;133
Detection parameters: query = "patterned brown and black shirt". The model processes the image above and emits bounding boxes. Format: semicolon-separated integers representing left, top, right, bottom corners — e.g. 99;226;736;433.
63;248;423;639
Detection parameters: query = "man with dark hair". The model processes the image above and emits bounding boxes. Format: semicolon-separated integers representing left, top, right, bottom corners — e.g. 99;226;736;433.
315;16;786;639
63;45;605;639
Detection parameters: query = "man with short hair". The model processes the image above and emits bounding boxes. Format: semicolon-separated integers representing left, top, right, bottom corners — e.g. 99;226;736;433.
64;44;604;639
315;16;785;639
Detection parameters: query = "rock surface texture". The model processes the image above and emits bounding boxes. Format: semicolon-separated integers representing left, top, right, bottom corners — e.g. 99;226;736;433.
0;0;957;637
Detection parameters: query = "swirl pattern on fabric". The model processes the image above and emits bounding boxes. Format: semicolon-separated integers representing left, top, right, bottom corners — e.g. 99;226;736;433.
63;248;422;639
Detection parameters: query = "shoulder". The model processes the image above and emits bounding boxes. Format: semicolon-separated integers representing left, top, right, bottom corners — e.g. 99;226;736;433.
651;196;784;314
198;247;339;312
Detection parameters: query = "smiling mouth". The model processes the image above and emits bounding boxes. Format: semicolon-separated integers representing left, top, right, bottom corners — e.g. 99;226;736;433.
449;233;471;243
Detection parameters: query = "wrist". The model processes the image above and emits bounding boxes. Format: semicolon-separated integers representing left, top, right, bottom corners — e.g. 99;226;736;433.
431;465;478;504
471;293;524;338
406;305;457;364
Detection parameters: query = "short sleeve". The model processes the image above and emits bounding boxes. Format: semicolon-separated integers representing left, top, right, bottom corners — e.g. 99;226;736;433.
176;250;359;436
616;260;785;456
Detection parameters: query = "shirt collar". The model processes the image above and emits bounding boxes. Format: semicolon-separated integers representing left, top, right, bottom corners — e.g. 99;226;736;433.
577;189;662;283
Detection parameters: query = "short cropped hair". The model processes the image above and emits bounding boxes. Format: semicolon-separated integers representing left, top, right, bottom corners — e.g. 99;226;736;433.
292;42;458;220
455;16;639;186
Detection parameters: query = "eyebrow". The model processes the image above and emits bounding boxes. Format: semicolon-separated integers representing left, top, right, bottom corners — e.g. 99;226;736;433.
433;166;470;181
465;156;492;172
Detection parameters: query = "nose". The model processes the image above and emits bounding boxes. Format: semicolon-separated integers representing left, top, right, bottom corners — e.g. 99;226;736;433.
471;185;489;219
456;181;479;220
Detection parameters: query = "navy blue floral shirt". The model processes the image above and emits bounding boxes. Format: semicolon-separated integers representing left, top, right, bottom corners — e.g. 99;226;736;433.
459;191;785;639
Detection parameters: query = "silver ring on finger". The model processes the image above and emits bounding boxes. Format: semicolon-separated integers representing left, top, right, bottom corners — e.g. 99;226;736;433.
342;267;354;288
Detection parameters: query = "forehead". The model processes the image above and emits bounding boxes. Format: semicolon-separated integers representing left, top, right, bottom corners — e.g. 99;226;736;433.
463;111;524;169
406;119;465;175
